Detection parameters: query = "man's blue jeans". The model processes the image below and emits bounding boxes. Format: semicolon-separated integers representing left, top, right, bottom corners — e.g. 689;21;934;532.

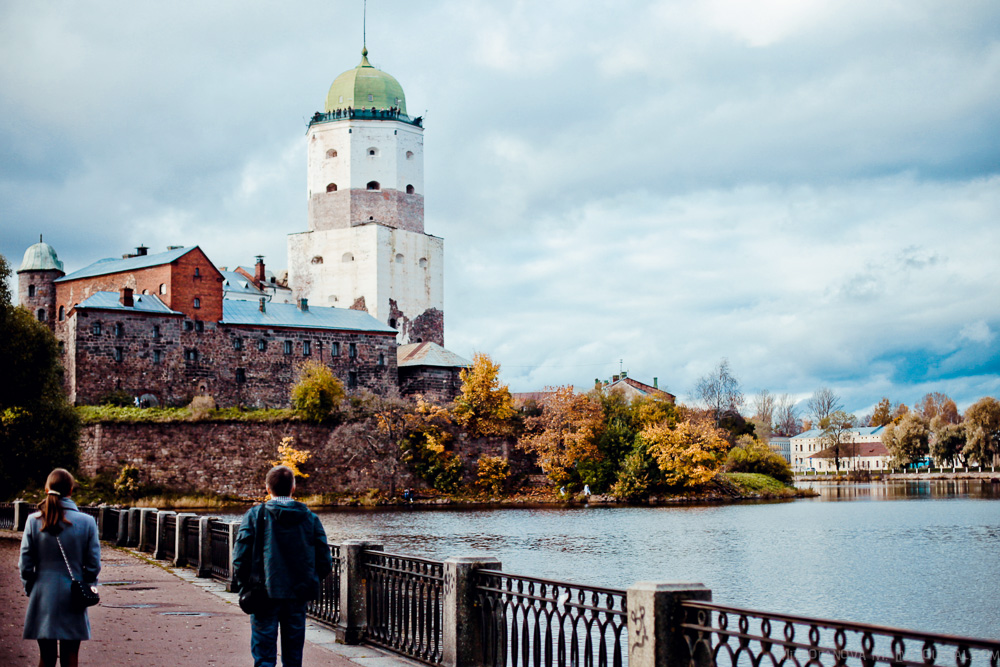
250;599;308;667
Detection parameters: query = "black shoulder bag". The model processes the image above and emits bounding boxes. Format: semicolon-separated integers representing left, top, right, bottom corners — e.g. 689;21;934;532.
238;504;271;615
55;535;100;612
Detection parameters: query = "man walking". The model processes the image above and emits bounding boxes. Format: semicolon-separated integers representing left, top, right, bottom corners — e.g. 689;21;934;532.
233;465;334;667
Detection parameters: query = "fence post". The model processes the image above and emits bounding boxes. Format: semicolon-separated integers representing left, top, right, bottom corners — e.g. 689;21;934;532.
442;556;502;667
626;582;712;667
116;510;129;546
13;500;32;531
138;508;158;552
226;522;240;591
174;513;197;567
154;510;177;560
96;506;107;537
336;540;383;644
196;517;213;578
128;508;144;546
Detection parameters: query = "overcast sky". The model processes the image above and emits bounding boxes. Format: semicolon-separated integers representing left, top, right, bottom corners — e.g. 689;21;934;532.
1;0;998;416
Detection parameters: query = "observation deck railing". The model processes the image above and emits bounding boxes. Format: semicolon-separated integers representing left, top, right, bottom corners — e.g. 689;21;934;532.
308;108;423;128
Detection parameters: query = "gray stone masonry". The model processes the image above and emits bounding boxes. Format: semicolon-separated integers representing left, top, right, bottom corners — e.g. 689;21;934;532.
13;501;31;531
154;510;176;560
626;583;713;667
174;512;197;567
442;556;502;667
226;521;240;592
127;508;144;546
116;510;129;546
336;541;384;644
196;516;213;578
137;508;157;551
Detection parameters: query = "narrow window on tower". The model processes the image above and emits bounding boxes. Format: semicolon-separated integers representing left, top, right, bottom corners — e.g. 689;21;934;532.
326;149;337;158
348;371;358;389
193;297;201;309
326;183;338;192
115;322;124;338
37;309;45;321
194;267;201;277
366;181;380;191
159;283;167;295
58;306;64;321
236;368;246;384
113;347;123;363
153;349;162;364
349;343;357;358
233;338;243;351
406;184;414;194
406;151;414;160
153;325;160;339
28;285;36;297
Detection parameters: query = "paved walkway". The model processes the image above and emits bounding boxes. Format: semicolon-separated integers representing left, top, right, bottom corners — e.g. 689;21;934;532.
0;532;413;667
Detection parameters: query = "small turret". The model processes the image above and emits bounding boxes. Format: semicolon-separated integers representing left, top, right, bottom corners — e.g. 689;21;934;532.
17;235;65;330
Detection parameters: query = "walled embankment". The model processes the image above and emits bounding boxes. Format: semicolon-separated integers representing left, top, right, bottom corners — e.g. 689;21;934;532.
794;471;1000;483
79;421;526;498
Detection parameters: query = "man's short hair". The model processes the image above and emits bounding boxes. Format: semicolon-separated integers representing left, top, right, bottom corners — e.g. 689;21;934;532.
266;465;295;496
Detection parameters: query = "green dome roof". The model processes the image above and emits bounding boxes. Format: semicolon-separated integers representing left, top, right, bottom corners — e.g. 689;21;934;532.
325;48;407;115
18;238;64;273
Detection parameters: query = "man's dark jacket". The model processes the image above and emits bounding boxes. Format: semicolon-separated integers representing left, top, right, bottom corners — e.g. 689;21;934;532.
232;500;333;601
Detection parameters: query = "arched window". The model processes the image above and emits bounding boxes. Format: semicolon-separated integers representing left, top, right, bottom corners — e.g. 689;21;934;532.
406;151;414;160
159;283;167;295
311;256;324;264
193;297;201;309
28;285;36;297
58;306;64;321
419;257;428;268
326;183;338;192
326;149;337;158
366;181;380;191
342;252;354;262
367;147;378;157
395;253;404;264
406;184;414;194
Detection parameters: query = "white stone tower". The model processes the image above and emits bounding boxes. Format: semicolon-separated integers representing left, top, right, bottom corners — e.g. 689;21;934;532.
288;47;444;346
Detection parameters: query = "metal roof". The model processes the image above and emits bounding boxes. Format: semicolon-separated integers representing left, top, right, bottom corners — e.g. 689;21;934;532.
18;241;64;273
220;270;264;297
397;342;471;368
55;247;197;282
325;47;407;115
791;426;885;440
222;300;396;333
75;291;181;315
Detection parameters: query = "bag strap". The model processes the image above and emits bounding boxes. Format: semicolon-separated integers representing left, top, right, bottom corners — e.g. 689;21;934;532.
54;535;76;581
251;503;267;584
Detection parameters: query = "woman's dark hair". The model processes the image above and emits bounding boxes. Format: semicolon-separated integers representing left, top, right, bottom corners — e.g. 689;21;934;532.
38;468;74;533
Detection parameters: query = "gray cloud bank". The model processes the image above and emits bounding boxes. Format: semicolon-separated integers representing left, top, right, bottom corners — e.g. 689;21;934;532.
1;0;997;414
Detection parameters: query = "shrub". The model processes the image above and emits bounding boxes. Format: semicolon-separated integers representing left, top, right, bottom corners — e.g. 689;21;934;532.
99;389;134;407
188;395;216;421
291;360;345;423
724;435;793;485
271;436;311;478
114;464;142;500
476;456;510;495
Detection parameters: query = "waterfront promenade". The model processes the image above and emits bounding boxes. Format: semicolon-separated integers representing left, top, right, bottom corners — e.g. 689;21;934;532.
0;532;409;667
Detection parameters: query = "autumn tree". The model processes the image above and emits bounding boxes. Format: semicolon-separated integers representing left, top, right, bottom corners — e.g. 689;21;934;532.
773;394;800;436
641;416;730;488
517;386;603;486
453;353;517;438
870;398;893;427
402;399;463;493
883;412;930;467
695;358;744;426
271;436;311;478
820;410;857;471
724;434;793;484
916;392;960;425
930;418;966;466
962;397;1000;466
808;388;842;429
0;255;79;498
337;391;411;497
290;360;345;422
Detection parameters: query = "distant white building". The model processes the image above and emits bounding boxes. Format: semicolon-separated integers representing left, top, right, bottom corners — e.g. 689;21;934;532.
809;441;891;473
790;426;886;473
768;436;791;463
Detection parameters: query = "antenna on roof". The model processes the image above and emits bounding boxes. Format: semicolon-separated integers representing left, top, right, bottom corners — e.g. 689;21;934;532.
363;0;367;49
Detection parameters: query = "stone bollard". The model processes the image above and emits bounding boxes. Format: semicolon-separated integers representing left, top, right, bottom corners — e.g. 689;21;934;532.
196;517;214;578
442;556;502;667
336;541;384;644
137;508;158;552
154;510;177;560
173;513;197;567
128;508;145;547
626;583;712;667
226;522;241;591
117;509;130;546
96;507;108;538
13;500;32;531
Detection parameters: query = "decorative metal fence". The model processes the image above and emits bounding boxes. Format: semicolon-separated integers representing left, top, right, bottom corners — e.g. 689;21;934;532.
0;502;13;530
307;544;342;627
208;520;231;582
679;601;1000;667
184;518;200;569
142;511;158;552
362;550;445;664
474;570;628;667
162;514;177;560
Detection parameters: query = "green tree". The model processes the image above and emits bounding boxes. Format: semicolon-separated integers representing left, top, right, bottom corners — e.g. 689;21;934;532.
453;353;517;438
820;410;857;471
0;255;79;498
290;360;345;422
962;397;1000;466
724;434;793;484
883;412;930;467
930;418;965;466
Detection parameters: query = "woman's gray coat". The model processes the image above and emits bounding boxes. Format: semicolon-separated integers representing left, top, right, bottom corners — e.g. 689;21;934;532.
19;499;102;640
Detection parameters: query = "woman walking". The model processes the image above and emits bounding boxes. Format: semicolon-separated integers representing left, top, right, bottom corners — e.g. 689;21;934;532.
19;469;101;667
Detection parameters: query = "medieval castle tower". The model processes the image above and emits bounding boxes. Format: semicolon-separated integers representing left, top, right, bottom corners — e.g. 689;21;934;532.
287;47;444;347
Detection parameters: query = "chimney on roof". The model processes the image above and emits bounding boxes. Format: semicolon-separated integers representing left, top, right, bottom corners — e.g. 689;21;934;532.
136;245;148;256
613;374;620;382
255;255;265;287
259;298;266;313
120;287;134;308
298;298;308;312
654;377;658;389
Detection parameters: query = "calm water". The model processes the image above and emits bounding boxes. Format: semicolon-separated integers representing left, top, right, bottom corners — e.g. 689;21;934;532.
224;480;1000;638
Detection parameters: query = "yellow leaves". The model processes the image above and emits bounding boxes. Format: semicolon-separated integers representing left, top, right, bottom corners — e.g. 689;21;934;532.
271;436;312;478
454;353;516;437
518;386;603;485
641;418;730;487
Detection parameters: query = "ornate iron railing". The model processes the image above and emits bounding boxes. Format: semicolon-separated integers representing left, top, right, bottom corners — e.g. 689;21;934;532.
307;544;342;627
0;502;13;530
680;601;1000;667
362;550;444;664
208;520;231;582
474;570;628;667
162;514;177;560
142;511;158;552
184;518;200;569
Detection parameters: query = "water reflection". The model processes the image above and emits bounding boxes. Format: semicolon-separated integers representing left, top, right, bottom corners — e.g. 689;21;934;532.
801;479;1000;501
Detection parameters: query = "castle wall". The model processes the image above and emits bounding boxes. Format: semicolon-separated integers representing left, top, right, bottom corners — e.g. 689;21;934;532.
398;365;463;403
